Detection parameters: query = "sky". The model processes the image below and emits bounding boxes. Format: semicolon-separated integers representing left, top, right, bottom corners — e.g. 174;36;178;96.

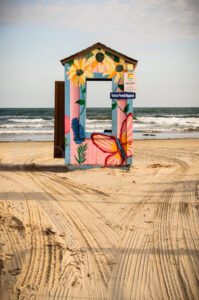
0;0;199;108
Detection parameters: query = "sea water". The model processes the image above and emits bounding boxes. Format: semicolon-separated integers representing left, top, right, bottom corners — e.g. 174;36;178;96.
0;107;198;141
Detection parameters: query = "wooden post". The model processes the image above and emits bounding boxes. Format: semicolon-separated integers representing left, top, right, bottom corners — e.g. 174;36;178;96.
54;81;65;158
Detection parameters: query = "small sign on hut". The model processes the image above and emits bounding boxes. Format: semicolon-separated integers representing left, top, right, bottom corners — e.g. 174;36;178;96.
54;42;138;170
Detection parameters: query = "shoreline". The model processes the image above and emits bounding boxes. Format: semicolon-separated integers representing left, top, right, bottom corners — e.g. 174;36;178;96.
0;137;199;143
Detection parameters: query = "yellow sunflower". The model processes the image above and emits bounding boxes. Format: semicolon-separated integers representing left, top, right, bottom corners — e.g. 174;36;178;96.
103;58;127;83
66;58;93;86
87;49;114;72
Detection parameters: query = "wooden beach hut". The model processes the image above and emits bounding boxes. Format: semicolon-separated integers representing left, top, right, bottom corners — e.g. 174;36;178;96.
54;42;138;170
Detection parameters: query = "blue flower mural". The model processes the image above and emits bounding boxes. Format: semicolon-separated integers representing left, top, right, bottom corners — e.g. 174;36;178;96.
71;118;85;144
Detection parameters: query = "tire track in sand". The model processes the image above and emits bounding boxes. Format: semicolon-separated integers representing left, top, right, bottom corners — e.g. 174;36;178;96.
32;173;117;283
0;172;63;299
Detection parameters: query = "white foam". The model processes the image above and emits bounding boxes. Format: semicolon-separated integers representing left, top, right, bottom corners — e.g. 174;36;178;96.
8;118;54;123
135;116;199;127
0;129;53;134
0;124;53;128
86;119;111;123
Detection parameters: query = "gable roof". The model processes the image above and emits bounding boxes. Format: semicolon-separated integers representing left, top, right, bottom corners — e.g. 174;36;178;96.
60;42;138;67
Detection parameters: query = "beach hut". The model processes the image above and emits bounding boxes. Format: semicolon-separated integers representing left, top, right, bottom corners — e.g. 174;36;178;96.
54;42;138;170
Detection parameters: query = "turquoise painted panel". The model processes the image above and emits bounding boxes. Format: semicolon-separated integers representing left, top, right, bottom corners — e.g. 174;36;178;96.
67;164;130;171
79;81;86;139
65;63;71;164
84;131;112;139
112;77;118;137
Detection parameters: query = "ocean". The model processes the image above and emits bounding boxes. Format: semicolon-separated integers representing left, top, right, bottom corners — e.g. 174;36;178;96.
0;107;198;141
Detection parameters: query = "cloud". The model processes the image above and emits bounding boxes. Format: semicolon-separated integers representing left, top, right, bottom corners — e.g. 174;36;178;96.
0;0;199;42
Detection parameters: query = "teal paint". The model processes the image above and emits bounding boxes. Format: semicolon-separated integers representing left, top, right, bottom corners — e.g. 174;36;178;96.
66;164;130;171
112;77;118;137
65;63;71;164
79;81;86;139
84;131;112;139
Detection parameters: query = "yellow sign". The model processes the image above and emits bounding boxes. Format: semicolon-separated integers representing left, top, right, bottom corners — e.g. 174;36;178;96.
128;73;134;79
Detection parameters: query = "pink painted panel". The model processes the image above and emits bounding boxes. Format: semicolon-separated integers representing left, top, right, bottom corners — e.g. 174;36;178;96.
71;139;108;166
82;139;107;165
92;65;98;73
103;65;108;73
92;63;108;73
117;99;127;138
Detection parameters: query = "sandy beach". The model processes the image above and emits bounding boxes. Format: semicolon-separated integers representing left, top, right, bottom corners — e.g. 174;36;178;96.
0;139;199;300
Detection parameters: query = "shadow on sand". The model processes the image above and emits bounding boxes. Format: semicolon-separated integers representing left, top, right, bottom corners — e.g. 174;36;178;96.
0;163;69;173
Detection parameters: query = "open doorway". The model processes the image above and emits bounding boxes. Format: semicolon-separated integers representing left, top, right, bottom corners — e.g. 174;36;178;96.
86;78;112;133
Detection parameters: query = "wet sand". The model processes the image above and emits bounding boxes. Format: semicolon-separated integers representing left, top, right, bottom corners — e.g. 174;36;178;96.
0;139;199;300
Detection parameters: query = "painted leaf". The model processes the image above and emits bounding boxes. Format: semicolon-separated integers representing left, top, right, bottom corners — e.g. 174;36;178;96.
76;99;85;105
82;144;88;150
124;104;130;113
75;143;88;165
112;102;117;110
82;87;86;94
68;60;74;66
74;156;80;164
114;56;119;63
80;105;85;116
105;51;112;58
85;52;93;59
118;84;124;91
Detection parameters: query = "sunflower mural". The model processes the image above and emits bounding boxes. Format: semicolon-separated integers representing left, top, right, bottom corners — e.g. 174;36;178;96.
61;43;137;169
103;58;127;83
86;49;114;72
66;58;93;87
66;50;134;89
65;49;135;117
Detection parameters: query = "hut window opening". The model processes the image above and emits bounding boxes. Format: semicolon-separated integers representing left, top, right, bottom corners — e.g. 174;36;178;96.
86;79;112;133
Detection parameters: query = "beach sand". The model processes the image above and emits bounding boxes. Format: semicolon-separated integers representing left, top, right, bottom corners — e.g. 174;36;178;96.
0;139;199;300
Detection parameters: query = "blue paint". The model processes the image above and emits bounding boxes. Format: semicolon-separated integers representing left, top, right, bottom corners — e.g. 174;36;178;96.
112;77;118;137
127;98;133;113
67;164;130;171
84;131;112;139
116;139;126;161
93;72;109;79
71;118;85;144
127;156;132;165
65;63;71;164
79;82;86;139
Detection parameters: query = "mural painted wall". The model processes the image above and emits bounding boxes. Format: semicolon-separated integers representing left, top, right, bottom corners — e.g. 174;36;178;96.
64;47;135;168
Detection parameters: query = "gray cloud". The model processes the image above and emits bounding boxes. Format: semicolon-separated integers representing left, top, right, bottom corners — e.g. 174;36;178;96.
0;0;199;42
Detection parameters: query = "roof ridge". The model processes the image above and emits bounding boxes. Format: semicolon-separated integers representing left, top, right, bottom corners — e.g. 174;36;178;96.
60;42;138;67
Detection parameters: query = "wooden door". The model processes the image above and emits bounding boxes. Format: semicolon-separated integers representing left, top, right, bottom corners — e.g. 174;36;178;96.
54;81;65;158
